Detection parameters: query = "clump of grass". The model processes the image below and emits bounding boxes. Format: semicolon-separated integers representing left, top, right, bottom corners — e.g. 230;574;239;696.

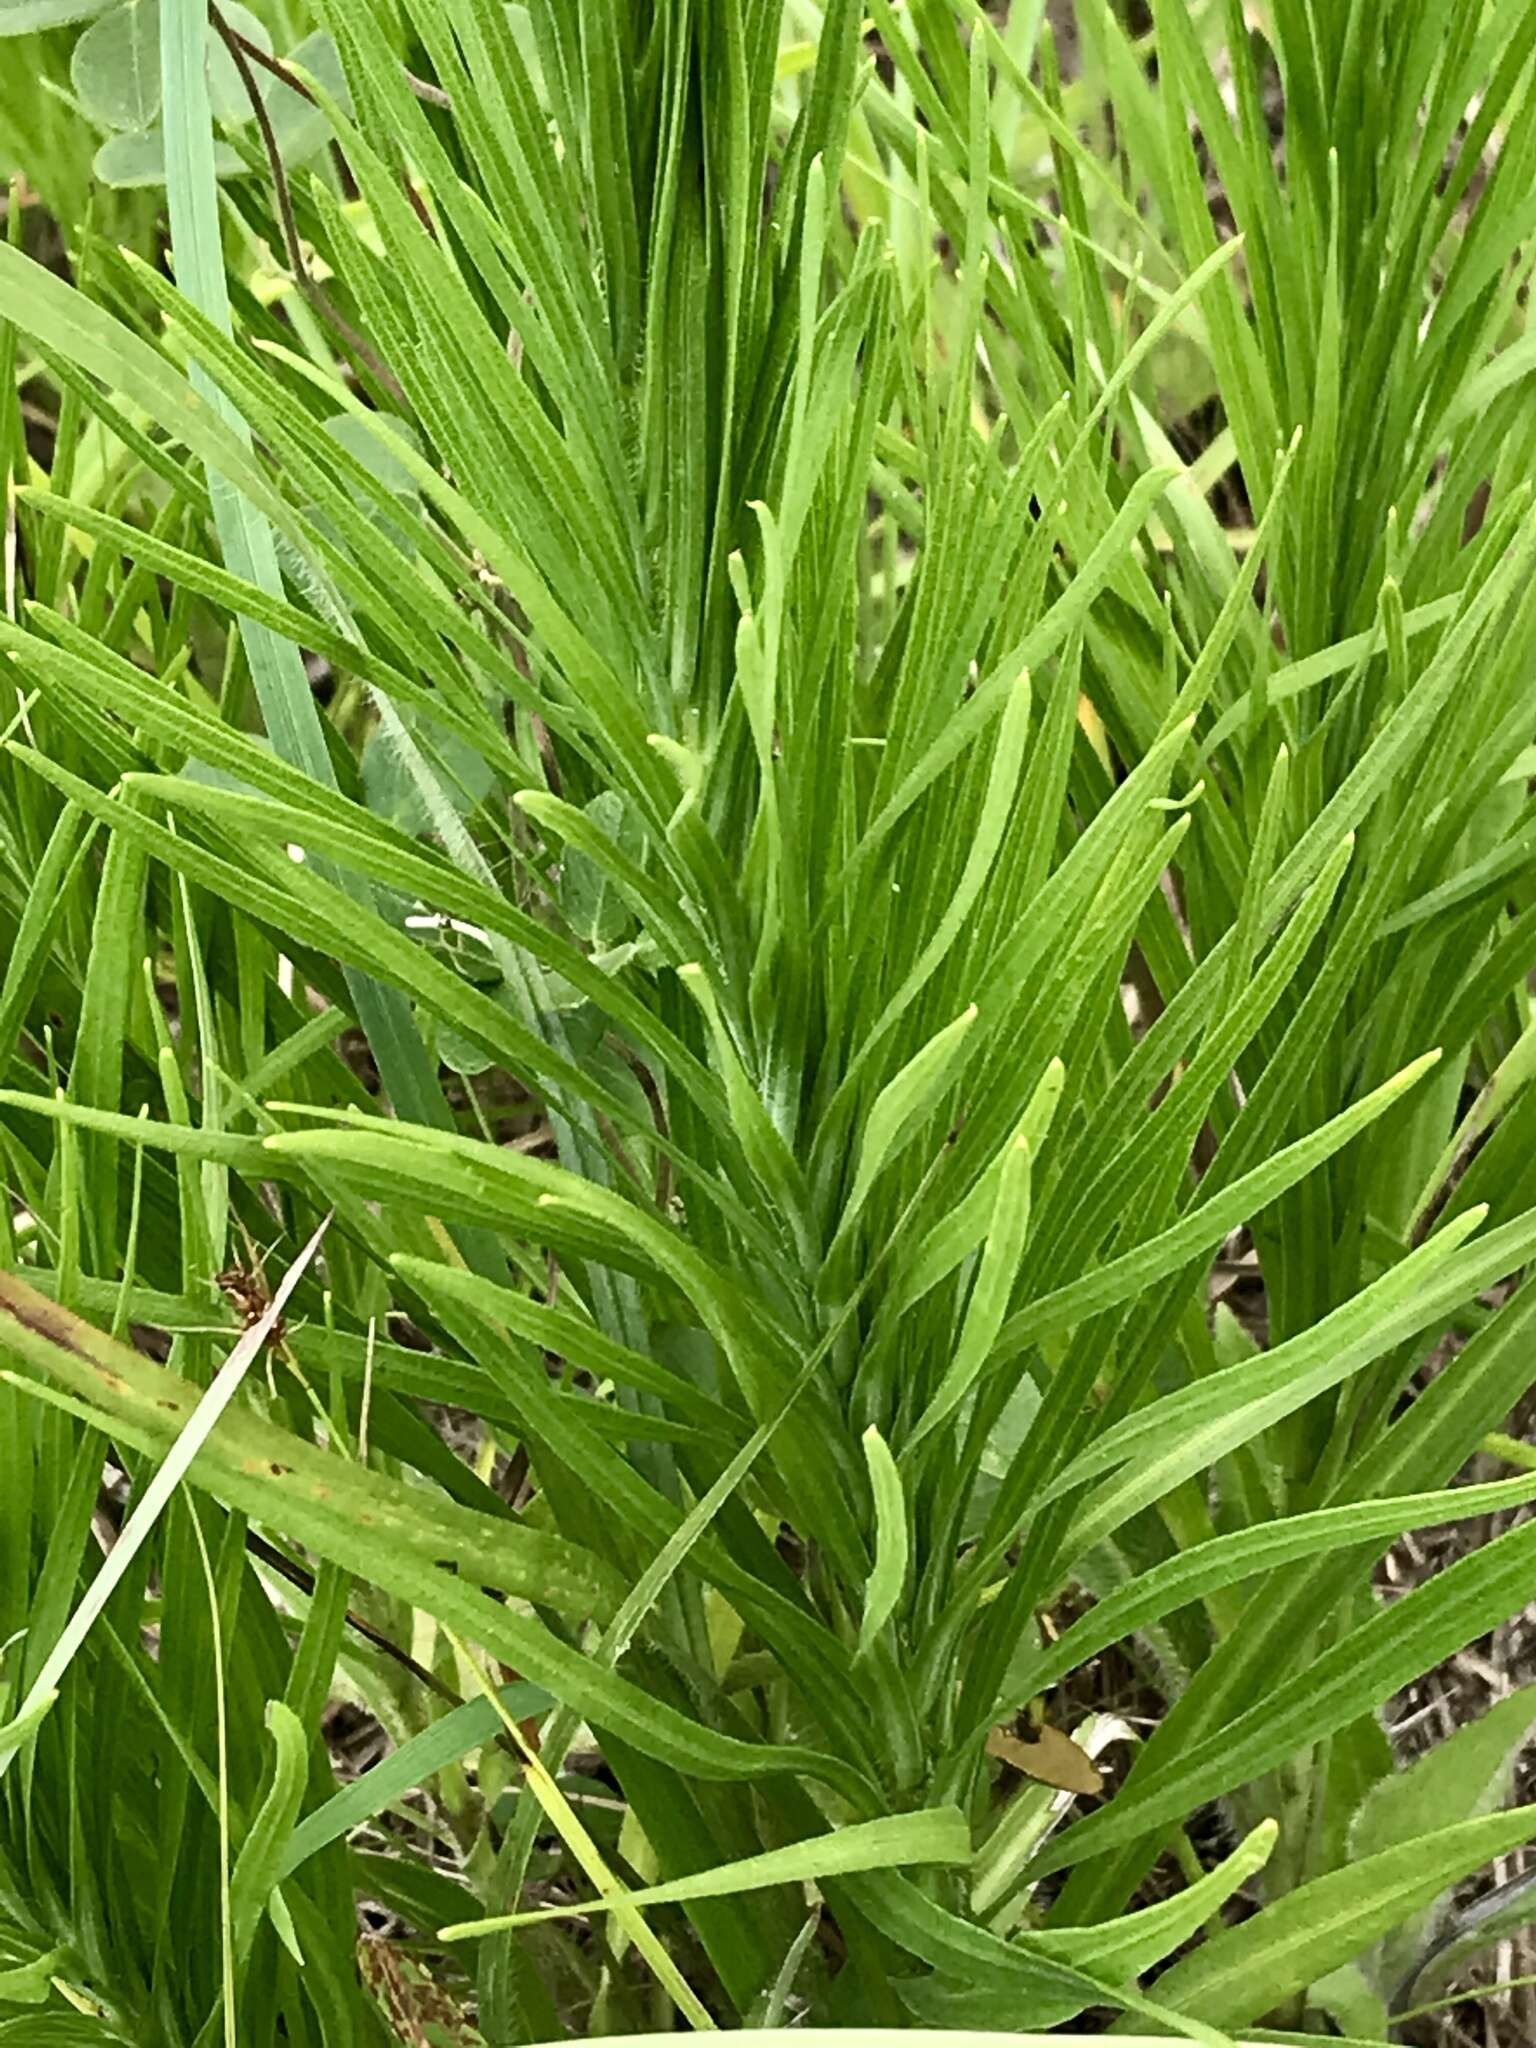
1;3;1536;2042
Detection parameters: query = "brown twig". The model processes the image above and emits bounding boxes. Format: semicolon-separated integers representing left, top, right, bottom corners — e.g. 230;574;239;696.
244;1528;461;1705
219;17;452;113
218;26;318;106
206;1;407;407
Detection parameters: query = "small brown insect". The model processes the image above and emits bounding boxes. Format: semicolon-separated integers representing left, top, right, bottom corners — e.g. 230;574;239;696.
214;1253;286;1347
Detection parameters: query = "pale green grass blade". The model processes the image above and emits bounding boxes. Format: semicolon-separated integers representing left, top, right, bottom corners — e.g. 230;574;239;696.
0;1211;329;1778
441;1808;970;1937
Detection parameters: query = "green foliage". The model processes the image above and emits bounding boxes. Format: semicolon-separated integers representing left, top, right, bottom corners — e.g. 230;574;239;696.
2;0;343;202
0;1;1534;2040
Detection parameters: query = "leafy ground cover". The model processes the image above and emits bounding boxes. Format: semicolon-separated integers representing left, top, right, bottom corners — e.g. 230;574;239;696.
2;2;1536;2042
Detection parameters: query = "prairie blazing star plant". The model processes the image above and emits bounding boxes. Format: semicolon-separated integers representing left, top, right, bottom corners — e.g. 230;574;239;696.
1;1;1536;2042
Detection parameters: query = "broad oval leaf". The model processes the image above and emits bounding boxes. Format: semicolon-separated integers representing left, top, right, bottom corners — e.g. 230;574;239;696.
0;0;110;29
71;0;161;130
93;125;242;188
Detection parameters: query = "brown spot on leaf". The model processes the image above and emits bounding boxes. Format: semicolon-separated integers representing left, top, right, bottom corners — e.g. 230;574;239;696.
0;1285;94;1359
